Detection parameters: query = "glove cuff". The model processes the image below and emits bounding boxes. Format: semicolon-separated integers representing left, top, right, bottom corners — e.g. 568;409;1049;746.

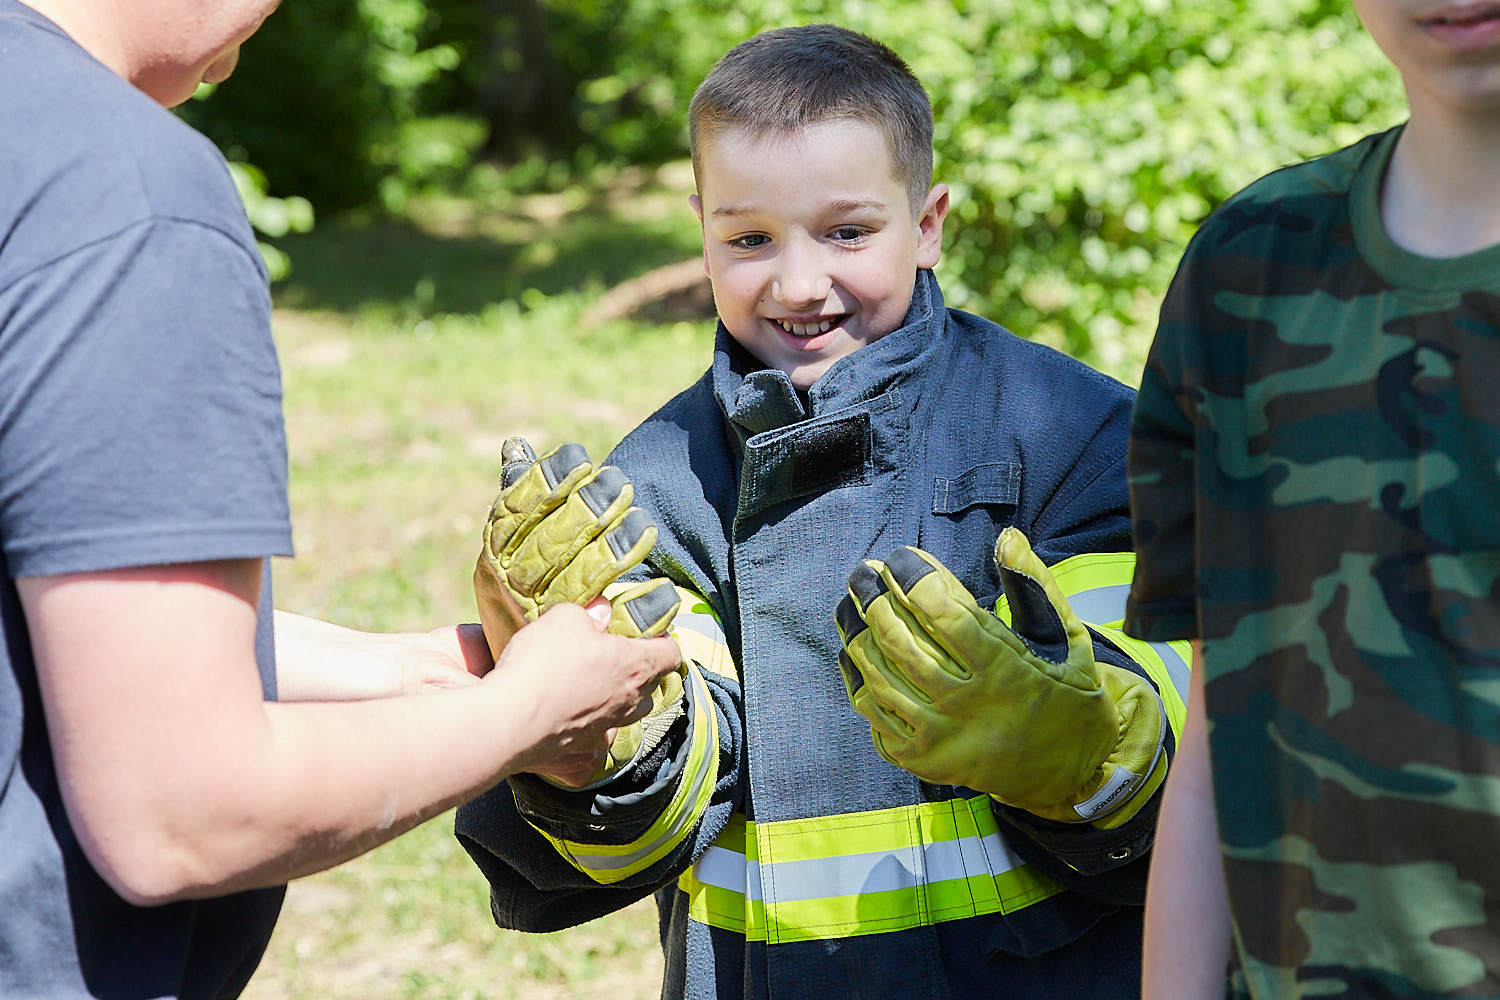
1085;661;1168;828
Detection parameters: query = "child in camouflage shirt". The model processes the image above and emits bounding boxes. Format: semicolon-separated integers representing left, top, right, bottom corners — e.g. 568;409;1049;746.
1125;1;1500;997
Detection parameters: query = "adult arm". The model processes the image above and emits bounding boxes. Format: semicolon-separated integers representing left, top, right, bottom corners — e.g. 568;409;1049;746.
1142;643;1232;999
20;558;681;907
273;609;490;701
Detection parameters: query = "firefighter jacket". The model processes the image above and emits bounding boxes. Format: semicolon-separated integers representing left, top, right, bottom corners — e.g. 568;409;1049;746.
455;269;1189;999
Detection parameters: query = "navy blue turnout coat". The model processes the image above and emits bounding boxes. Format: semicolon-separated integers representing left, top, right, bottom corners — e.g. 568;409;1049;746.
457;270;1187;999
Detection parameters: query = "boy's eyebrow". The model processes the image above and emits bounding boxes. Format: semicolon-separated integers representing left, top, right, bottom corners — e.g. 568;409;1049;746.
710;198;889;219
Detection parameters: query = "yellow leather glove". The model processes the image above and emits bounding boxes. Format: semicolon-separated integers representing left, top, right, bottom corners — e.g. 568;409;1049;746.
473;437;664;661
835;527;1166;828
473;437;684;787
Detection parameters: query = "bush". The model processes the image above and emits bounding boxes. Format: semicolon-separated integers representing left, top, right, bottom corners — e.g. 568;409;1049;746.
189;0;1408;372
181;0;459;214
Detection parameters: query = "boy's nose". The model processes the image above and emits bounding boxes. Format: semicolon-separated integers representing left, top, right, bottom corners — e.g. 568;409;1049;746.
771;239;833;306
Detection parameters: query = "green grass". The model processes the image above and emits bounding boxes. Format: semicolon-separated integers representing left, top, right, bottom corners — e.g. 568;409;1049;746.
246;163;709;999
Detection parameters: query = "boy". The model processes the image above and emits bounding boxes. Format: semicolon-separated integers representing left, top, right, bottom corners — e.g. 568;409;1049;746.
1125;1;1500;997
458;24;1189;999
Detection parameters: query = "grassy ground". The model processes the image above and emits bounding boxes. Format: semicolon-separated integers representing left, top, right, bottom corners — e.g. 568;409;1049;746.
245;163;710;999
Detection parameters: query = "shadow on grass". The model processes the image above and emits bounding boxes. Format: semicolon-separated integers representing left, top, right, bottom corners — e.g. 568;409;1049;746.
269;208;702;318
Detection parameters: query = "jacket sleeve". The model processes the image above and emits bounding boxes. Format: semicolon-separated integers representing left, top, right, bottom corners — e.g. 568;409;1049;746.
453;581;745;933
990;407;1192;906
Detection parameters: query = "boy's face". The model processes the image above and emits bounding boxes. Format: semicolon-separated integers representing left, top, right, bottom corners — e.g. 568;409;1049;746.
691;120;948;390
1352;0;1500;111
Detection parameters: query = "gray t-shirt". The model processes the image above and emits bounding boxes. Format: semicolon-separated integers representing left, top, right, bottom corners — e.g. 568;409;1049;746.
0;3;293;996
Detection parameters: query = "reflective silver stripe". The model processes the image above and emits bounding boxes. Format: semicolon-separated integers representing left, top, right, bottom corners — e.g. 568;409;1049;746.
1067;582;1130;626
1151;638;1191;703
540;664;719;882
675;605;725;642
679;799;1066;943
564;674;717;874
1069;582;1190;704
694;844;762;901
689;829;1024;904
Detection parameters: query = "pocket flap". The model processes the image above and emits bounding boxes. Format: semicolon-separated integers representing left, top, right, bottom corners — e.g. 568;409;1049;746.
931;462;1020;515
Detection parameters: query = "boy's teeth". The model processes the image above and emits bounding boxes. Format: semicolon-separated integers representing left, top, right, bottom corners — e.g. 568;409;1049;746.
777;318;835;336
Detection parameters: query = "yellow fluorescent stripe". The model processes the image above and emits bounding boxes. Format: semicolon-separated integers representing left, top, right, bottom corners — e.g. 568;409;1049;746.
1091;624;1187;735
673;587;739;683
992;549;1191;736
678;796;1064;943
531;663;719;884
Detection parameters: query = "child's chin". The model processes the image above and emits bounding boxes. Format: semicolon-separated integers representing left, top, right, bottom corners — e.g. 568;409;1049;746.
785;360;836;391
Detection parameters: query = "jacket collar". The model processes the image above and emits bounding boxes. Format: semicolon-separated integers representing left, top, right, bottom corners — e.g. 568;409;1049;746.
711;269;946;444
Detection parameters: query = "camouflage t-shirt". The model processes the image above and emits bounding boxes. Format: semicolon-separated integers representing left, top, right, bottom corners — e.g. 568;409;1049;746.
1126;124;1500;998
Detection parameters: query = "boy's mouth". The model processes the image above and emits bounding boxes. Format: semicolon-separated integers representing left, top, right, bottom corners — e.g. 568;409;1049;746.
1418;1;1500;35
772;315;848;338
1420;1;1500;22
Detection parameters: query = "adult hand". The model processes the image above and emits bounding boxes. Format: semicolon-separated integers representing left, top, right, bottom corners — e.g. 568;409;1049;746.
275;613;493;701
488;602;681;778
396;623;493;694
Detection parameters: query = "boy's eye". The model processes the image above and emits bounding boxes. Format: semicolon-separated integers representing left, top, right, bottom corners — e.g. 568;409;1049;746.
830;226;867;243
729;233;770;250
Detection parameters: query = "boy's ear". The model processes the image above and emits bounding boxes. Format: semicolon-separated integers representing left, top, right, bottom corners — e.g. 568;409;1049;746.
916;184;950;270
689;193;710;277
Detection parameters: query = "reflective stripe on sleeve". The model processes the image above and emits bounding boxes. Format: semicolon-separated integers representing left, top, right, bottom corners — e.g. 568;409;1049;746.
670;589;738;684
526;660;720;885
678;795;1063;944
994;550;1190;735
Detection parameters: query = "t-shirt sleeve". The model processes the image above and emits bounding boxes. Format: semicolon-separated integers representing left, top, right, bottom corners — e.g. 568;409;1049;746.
1124;259;1201;642
0;217;292;577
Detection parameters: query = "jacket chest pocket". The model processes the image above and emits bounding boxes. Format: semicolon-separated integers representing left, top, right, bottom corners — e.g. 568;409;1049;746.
920;462;1021;609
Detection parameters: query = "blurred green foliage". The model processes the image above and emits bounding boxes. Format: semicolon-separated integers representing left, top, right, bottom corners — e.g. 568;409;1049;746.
227;162;315;281
189;0;1407;367
516;0;1406;361
180;0;462;213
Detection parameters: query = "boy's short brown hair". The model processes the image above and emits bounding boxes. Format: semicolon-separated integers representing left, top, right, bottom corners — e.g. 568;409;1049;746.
688;24;934;215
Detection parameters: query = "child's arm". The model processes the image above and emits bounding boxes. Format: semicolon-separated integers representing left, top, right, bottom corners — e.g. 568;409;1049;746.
455;441;745;929
453;593;745;930
1143;645;1233;999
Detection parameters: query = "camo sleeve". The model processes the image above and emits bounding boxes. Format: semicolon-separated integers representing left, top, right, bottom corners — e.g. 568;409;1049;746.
1124;244;1204;643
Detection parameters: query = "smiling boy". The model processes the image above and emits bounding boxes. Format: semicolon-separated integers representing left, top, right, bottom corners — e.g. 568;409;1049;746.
1127;0;1500;997
690;115;946;386
457;24;1189;999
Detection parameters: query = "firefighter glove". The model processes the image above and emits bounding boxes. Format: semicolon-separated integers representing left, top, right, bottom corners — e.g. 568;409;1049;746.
472;437;659;662
835;527;1166;827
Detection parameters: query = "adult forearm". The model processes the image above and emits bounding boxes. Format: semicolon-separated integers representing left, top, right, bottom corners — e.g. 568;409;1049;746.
1142;643;1232;999
24;565;675;907
273;610;404;700
134;684;548;902
273;609;489;701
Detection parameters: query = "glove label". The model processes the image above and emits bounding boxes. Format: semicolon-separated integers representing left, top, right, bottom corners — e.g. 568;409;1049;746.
1072;765;1138;822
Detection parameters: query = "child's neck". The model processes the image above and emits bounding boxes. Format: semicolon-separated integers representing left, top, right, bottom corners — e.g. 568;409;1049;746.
1381;99;1500;259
